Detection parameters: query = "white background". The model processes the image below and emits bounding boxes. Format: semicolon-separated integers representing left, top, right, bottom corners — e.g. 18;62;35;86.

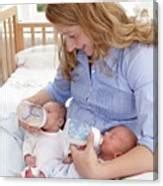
0;0;162;186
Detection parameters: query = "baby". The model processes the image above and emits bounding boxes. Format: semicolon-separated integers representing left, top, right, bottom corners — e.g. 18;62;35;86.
20;101;66;177
18;101;137;178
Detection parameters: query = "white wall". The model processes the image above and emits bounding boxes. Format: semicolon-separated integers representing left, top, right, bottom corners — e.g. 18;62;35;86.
17;4;47;22
120;1;153;18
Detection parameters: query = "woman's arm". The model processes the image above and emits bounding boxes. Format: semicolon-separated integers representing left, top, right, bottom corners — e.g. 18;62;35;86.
26;89;54;106
26;66;71;106
97;145;154;179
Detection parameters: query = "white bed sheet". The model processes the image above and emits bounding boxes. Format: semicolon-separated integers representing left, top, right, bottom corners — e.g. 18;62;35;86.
0;67;55;119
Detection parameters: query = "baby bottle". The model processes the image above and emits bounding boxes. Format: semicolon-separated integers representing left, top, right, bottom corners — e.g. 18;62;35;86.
17;101;47;128
66;118;103;149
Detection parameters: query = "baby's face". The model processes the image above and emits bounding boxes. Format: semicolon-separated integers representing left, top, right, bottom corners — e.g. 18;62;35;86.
41;103;65;132
42;111;61;132
99;126;136;160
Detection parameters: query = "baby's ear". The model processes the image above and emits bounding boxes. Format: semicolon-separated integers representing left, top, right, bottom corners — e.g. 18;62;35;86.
113;151;122;159
58;118;64;127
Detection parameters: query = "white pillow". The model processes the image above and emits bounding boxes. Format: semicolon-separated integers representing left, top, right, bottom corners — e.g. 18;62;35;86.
15;45;59;70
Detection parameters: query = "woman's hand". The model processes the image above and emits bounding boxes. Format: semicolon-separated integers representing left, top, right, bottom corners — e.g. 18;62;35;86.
70;132;102;179
18;89;53;133
19;120;41;133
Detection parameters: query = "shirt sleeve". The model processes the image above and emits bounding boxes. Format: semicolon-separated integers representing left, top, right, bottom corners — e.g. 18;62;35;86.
23;132;37;157
125;44;157;153
44;67;71;104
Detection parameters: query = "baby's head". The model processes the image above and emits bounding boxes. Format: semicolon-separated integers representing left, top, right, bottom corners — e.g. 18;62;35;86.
41;102;66;132
99;125;137;161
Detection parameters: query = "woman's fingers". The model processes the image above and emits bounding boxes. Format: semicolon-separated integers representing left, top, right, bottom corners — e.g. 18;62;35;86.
69;140;99;178
19;120;40;133
85;132;94;151
70;132;95;159
70;145;78;156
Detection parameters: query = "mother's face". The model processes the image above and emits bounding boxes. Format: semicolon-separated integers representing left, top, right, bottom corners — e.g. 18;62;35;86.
55;24;93;56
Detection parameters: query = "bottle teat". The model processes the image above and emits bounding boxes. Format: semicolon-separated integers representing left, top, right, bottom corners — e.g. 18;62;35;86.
91;127;103;148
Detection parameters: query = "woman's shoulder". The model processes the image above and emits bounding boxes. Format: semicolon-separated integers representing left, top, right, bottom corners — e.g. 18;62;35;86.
123;43;153;61
122;43;154;89
121;43;154;71
104;43;153;66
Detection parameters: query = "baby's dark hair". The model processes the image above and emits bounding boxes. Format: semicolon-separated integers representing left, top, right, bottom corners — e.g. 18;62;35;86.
61;109;67;130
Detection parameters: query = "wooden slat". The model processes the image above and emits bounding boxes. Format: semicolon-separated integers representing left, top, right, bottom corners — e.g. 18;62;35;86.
0;6;18;83
11;15;16;71
15;23;24;52
3;20;9;79
7;18;13;76
53;27;57;43
31;27;35;46
42;27;46;45
1;27;8;82
18;22;55;48
0;6;17;21
20;22;52;28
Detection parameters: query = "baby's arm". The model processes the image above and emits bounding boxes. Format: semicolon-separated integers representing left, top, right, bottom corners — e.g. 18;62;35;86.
63;153;73;164
43;101;57;113
23;132;37;167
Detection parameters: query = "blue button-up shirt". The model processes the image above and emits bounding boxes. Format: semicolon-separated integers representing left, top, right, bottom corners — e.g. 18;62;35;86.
46;43;156;152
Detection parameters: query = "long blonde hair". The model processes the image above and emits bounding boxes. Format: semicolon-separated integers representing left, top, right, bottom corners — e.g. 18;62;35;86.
46;3;155;80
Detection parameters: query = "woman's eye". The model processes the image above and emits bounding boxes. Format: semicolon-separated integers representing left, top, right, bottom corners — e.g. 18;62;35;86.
69;36;74;39
69;35;75;39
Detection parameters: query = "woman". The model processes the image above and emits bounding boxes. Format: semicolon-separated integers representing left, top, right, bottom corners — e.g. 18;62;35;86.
20;3;156;179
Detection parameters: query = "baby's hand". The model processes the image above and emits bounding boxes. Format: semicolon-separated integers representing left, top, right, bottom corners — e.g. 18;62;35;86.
63;154;73;164
43;102;58;113
24;154;36;167
19;120;41;133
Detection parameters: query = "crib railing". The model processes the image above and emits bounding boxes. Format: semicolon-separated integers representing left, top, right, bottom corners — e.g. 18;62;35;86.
0;6;17;82
16;22;55;52
0;6;56;83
